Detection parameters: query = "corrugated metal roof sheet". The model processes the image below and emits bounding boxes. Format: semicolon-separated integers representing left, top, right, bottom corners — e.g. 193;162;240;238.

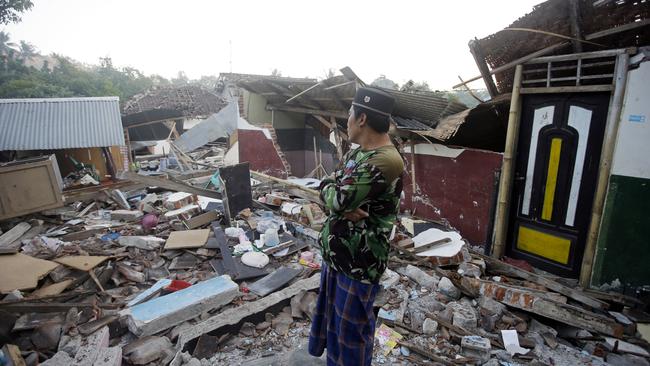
0;97;125;150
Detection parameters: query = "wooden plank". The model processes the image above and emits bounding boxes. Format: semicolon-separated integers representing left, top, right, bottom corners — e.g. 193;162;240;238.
585;19;650;41
520;85;613;94
183;210;220;229
474;252;608;310
266;105;347;119
250;170;320;203
0;222;31;248
468;39;499;97
120;171;222;199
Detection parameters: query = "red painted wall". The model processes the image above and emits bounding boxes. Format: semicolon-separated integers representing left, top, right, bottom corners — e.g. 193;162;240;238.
401;147;502;246
238;129;287;179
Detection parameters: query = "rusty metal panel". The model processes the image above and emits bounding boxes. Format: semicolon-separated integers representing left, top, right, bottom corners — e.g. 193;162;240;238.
0;155;63;220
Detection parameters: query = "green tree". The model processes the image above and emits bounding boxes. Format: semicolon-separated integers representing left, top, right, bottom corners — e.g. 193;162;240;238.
0;0;33;25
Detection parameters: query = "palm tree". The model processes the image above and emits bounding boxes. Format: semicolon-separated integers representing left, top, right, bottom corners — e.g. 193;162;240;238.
0;31;18;58
18;40;36;61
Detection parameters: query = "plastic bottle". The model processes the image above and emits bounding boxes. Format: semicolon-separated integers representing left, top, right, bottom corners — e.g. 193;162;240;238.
264;228;279;247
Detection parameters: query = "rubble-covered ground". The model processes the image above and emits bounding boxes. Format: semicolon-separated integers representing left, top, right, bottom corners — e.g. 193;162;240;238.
0;150;649;365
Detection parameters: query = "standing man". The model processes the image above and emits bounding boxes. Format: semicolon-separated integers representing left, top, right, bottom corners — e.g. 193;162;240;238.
309;87;404;365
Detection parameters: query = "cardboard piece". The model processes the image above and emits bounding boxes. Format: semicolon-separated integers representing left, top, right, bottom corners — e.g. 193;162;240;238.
54;256;109;271
0;253;59;292
30;279;73;298
164;229;210;250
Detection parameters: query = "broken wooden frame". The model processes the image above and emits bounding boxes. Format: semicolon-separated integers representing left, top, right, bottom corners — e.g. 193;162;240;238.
454;19;649;91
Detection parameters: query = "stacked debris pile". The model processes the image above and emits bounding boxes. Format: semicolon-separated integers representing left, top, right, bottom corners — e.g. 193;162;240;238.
368;226;650;365
0;164;648;365
0;168;325;365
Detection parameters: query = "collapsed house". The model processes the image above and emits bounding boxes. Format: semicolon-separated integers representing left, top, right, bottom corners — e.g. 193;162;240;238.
0;97;128;220
0;0;649;365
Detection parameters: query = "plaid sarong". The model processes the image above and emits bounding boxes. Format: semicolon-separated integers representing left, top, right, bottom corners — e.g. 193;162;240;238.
308;263;380;366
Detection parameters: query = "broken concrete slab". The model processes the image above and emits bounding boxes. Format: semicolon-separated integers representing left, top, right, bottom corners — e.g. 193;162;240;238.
396;265;439;290
475;252;609;310
73;326;110;365
121;275;239;336
118;236;165;250
178;274;320;347
41;351;74;365
438;277;461;300
0;253;59;292
249;266;302;297
109;210;143;222
472;278;624;337
127;279;173;307
94;346;122;366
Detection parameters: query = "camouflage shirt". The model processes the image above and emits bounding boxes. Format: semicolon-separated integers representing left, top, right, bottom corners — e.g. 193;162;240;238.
319;145;404;284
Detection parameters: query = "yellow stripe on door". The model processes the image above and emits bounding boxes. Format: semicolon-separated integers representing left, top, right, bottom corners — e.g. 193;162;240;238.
542;138;562;221
517;225;571;264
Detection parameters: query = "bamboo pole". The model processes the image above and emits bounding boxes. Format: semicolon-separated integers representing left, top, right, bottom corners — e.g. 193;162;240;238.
491;65;524;258
410;136;416;205
579;53;630;288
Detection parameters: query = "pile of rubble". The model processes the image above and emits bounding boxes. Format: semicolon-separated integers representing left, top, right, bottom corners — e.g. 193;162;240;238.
0;164;648;366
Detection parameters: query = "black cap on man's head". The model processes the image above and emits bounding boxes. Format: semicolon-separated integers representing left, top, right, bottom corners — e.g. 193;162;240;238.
352;87;395;117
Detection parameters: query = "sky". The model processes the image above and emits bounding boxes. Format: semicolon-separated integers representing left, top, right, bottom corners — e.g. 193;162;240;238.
3;0;541;90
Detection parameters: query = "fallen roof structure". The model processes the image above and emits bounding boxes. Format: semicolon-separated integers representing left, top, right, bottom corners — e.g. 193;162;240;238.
0;97;124;150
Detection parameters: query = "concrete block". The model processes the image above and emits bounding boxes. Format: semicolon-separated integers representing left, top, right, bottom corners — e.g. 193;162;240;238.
73;326;110;365
95;347;122;366
380;268;400;289
461;335;491;363
478;295;506;316
457;262;482;278
422;318;438;335
123;336;172;365
121;275;239;336
451;302;478;330
396;265;439;289
437;277;460;300
110;210;143;222
118;236;165;250
41;351;74;366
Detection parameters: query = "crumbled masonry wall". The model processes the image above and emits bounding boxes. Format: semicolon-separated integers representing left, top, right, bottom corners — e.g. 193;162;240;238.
238;129;288;179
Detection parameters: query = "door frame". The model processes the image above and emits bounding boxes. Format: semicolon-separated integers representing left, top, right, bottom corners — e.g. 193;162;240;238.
491;48;632;287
